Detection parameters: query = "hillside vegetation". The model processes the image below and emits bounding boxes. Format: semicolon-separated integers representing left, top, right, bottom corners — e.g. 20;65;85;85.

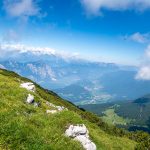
81;100;150;130
0;69;137;149
102;108;131;126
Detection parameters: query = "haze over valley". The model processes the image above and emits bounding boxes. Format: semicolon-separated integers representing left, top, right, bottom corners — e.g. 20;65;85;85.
1;49;150;105
1;0;150;149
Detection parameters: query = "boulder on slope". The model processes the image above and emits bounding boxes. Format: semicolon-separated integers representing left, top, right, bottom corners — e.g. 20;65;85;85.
26;94;34;104
65;124;96;150
20;82;35;92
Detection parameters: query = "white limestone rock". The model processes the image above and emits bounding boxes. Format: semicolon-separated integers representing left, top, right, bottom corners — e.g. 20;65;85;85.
20;82;35;92
75;135;96;150
56;106;65;111
65;124;87;138
46;110;58;114
26;94;34;104
46;101;68;112
65;124;96;150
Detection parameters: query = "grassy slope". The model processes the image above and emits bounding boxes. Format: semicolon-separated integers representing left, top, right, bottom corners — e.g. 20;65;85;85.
0;69;136;150
102;108;131;126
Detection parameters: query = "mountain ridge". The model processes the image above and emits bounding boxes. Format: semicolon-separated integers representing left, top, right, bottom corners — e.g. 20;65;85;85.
1;57;147;105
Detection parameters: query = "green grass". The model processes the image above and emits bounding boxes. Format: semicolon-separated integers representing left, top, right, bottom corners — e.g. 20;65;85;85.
102;108;131;126
0;69;136;150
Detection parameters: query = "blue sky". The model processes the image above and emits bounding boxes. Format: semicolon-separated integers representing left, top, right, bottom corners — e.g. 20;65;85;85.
1;0;150;65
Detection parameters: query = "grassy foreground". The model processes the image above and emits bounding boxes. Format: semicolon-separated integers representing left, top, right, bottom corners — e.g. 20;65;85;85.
0;69;136;150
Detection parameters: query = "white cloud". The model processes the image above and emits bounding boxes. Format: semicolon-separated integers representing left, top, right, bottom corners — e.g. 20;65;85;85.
3;0;40;18
136;66;150;80
124;32;149;44
136;45;150;80
0;43;80;60
0;43;55;55
80;0;150;15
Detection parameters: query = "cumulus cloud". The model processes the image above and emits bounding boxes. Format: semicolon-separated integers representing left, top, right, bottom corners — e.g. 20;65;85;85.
136;66;150;80
80;0;150;15
0;43;80;60
3;0;40;18
124;32;150;44
0;43;56;55
136;45;150;80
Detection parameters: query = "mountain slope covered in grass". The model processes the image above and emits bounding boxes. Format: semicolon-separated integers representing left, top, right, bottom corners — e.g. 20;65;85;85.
0;69;137;150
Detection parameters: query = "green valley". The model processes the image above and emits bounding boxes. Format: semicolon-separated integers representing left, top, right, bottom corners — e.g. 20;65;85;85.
102;108;131;126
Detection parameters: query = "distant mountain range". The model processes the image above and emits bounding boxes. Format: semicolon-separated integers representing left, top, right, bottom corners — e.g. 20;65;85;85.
1;50;150;104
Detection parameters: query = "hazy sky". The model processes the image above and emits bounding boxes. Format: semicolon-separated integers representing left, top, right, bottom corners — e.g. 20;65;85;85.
1;0;150;65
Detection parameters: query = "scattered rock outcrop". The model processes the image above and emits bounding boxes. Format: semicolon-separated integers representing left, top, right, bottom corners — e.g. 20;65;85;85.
65;124;96;150
20;83;40;107
46;101;68;114
26;94;34;104
20;82;35;92
56;105;67;111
